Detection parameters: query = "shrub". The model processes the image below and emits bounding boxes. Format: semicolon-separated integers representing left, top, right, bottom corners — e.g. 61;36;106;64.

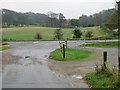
73;28;82;39
54;29;63;40
35;33;42;40
85;30;93;39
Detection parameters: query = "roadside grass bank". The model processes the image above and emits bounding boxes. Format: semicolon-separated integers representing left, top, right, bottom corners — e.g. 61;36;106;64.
80;41;120;48
0;46;10;51
86;66;120;89
50;48;92;61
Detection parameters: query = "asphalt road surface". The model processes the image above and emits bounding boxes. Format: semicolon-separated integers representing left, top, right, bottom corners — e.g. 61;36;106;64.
2;40;118;88
2;41;75;88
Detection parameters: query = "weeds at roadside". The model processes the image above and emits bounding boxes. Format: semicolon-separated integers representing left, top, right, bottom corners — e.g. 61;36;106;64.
86;64;120;89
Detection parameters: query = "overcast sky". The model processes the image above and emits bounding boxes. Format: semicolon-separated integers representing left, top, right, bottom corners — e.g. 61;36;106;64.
2;0;115;19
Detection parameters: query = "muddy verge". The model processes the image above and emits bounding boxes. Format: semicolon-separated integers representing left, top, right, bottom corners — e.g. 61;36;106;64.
48;59;96;88
48;48;99;78
48;50;99;88
2;52;20;70
48;47;118;88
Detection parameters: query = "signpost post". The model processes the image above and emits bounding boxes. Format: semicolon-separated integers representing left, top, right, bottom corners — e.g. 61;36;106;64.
59;41;66;60
63;44;65;59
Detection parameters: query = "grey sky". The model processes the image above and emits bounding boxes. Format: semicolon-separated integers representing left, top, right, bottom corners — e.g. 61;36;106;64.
2;0;115;19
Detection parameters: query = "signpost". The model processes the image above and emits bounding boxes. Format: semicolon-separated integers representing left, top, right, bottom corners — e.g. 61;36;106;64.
59;41;67;59
63;44;65;59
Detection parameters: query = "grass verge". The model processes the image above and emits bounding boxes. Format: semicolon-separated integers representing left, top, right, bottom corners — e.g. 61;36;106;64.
0;46;10;51
86;72;118;89
50;48;92;61
80;42;120;48
86;65;120;89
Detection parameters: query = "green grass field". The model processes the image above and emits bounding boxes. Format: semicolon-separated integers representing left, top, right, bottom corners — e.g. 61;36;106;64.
80;41;120;48
50;48;92;61
1;26;115;41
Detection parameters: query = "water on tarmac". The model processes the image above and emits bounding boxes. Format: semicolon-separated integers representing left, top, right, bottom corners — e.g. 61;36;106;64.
2;41;72;88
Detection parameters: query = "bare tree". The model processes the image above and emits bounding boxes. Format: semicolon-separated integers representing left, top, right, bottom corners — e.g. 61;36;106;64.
58;13;66;28
47;12;66;28
47;11;58;27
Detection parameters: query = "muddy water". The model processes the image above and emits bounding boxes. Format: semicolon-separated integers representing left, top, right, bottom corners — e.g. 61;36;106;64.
2;41;73;88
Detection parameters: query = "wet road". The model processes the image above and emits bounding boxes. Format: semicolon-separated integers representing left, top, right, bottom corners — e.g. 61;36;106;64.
2;40;118;88
2;41;76;88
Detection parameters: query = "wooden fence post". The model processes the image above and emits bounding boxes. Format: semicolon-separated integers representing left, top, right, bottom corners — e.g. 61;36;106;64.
103;51;107;67
63;44;65;59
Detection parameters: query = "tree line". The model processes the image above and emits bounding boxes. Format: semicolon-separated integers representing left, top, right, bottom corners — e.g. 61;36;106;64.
70;9;116;27
1;9;48;27
1;8;118;30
